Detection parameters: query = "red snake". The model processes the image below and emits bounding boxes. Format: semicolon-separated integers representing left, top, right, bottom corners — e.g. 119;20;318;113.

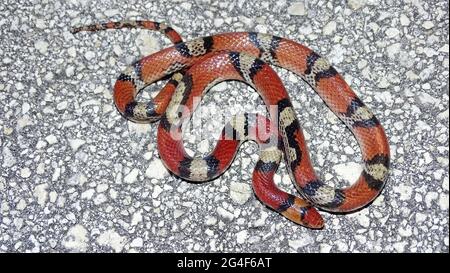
72;20;390;229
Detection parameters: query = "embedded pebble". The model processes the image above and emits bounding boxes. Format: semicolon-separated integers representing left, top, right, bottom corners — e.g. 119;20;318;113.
288;235;313;250
385;27;400;38
130;238;143;248
217;207;234;221
332;162;363;183
394;185;413;201
236;230;248;244
1;0;447;254
353;210;371;228
214;18;224;28
287;2;306;16
422;21;434;29
62;225;89;252
16;199;27;211
323;21;337;35
20;167;31;178
33;183;48;207
2;147;16;168
229;182;252;205
124;168;139;184
131;211;143;226
84;51;95;61
68;139;86;152
145;159;168;179
34;40;48;54
96;229;125;252
93;194;107;205
66;66;75;77
45;134;58;145
400;14;410;26
348;0;365;10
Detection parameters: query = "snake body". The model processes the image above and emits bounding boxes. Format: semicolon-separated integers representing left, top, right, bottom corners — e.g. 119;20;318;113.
72;20;390;229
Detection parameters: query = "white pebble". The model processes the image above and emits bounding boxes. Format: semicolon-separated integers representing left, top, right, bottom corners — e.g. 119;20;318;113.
205;216;217;226
93;193;107;205
344;146;355;155
34;40;48;54
332;162;363;183
439;44;449;53
399;226;412;237
393;242;406;253
348;0;365;10
96;229;125;252
214;18;224;27
84;51;95;61
400;14;410;26
418;92;438;105
22;102;30;114
443;177;449;192
15;82;24;90
217;207;234;221
422;21;434;30
425;192;438;207
96;184;108;193
68;47;76;58
45;134;58;145
174;209;185;219
68;139;86;152
439;194;448;211
33;183;48;206
415;213;427;223
62;224;89;251
354;210;371;228
2;146;16;168
337;240;348;252
288;235;313;250
16;199;27;210
131;211;143;226
320;243;332;253
287;2;306;16
49;191;57;203
35;18;46;29
423;152;433;164
180;2;192;9
66;66;75;77
386;43;401;59
323;21;337;35
20;167;31;178
394;184;413;201
377;78;391;88
68;173;87;186
393;121;404;130
229;182;252;205
152;185;163;198
145;159;168;179
385;27;400;38
81;189;95;199
56;101;67;111
130;237;143;248
104;9;119;17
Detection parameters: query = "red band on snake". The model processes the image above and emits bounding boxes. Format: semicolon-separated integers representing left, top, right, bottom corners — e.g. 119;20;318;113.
72;20;390;229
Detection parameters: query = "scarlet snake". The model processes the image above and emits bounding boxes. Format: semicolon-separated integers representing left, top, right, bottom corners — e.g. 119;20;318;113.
72;20;390;229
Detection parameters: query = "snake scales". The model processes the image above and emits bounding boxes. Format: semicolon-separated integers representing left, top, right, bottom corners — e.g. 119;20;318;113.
72;20;390;229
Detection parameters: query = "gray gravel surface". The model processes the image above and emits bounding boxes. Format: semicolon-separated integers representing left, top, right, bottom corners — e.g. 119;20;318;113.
0;0;448;252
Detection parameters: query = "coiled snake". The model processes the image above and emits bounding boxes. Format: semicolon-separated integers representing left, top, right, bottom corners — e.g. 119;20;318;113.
72;20;390;229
